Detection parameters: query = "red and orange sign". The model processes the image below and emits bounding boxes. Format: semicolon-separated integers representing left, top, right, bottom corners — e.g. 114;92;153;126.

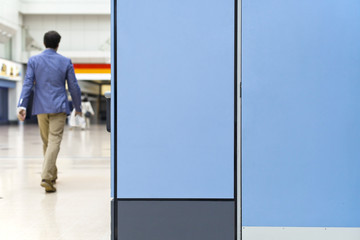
73;64;111;74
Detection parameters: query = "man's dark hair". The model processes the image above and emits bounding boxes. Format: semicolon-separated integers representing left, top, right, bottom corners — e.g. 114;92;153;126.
43;31;61;49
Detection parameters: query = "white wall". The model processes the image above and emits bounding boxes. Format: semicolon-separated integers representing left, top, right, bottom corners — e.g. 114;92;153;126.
0;0;22;61
24;15;110;51
23;15;110;63
0;43;5;58
20;0;110;15
0;0;21;30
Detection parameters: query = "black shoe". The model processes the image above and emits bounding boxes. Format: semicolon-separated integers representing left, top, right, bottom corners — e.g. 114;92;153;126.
41;179;56;193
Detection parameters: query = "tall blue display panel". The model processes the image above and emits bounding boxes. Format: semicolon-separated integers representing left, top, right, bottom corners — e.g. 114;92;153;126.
111;0;238;239
242;0;360;239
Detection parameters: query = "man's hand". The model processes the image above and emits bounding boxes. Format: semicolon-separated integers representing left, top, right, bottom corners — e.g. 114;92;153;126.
18;109;26;121
75;111;82;117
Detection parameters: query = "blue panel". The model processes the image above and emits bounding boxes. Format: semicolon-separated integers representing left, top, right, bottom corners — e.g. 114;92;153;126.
243;0;360;227
116;0;234;198
0;79;16;88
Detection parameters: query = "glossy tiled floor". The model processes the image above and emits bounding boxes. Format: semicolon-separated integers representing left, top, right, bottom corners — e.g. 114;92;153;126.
0;123;111;240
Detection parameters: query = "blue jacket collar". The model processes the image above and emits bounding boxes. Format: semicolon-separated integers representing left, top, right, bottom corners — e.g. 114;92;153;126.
43;48;57;54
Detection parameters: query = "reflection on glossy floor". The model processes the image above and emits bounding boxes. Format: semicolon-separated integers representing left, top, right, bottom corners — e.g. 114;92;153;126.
0;123;111;240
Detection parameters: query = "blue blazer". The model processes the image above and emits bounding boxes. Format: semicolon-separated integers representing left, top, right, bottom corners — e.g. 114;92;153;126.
18;49;82;115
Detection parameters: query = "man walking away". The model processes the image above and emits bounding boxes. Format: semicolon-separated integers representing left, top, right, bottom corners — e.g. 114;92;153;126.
17;30;82;193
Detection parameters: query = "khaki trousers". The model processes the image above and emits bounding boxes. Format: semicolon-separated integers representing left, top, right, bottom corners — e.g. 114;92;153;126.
37;112;67;181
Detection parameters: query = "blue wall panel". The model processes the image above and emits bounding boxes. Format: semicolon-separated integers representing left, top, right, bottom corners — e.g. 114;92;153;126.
243;0;360;227
0;80;16;88
116;0;234;198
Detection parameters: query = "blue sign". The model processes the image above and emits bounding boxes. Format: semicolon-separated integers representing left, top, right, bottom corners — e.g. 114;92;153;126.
113;0;235;198
243;0;360;227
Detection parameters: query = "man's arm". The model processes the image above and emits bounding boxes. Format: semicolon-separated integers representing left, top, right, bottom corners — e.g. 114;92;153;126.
66;60;82;115
17;58;35;121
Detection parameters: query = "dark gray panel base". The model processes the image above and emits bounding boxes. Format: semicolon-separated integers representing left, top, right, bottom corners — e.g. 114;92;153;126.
112;199;235;240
